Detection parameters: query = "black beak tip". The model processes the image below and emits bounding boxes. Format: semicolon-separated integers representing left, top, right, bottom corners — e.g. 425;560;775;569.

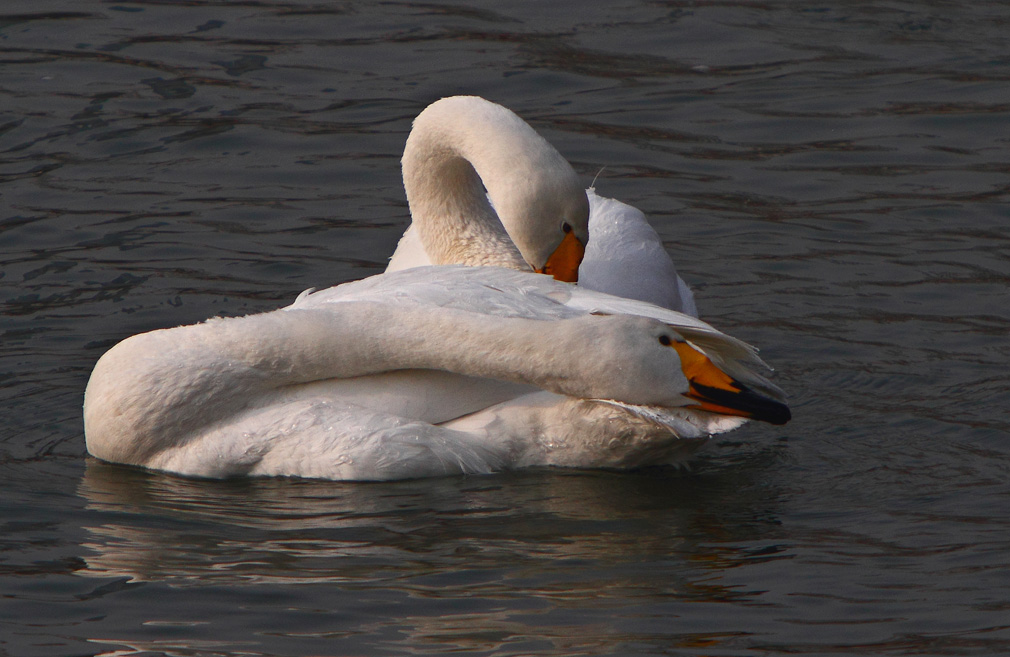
692;382;792;426
763;401;791;426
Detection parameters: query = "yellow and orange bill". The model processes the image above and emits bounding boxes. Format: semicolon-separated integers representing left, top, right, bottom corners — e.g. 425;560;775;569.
536;229;585;283
671;339;790;425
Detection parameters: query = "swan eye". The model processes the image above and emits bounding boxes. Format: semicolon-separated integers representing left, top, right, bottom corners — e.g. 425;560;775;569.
658;335;672;346
561;221;572;234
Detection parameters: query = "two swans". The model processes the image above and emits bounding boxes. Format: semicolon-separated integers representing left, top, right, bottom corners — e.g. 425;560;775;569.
83;96;789;481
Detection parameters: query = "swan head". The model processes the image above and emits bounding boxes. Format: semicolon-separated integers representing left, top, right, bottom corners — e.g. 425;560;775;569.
568;314;791;426
470;102;591;282
495;170;590;283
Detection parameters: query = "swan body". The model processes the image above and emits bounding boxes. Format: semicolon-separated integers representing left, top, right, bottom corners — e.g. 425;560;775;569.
85;268;787;480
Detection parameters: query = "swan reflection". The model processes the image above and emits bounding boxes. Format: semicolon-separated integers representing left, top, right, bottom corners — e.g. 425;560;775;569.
79;454;787;654
79;454;785;588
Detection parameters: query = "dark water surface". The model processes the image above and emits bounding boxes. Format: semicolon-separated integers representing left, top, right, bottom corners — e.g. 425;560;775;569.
3;1;1009;655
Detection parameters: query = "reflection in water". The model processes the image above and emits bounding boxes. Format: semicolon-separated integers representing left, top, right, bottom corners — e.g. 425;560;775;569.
79;455;789;653
79;455;786;581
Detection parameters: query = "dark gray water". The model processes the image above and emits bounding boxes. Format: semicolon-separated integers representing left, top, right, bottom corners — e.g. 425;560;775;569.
3;1;1009;655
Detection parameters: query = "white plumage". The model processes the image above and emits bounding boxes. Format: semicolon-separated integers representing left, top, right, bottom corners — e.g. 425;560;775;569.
83;96;788;481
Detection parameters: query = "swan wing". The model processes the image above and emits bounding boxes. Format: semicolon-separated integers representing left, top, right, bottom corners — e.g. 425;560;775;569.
580;189;697;316
291;266;583;320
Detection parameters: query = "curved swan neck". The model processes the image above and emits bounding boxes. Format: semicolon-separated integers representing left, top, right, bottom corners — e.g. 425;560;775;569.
401;96;585;270
402;131;526;269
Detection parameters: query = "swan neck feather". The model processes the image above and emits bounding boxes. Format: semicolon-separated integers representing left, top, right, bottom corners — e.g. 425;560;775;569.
401;96;587;270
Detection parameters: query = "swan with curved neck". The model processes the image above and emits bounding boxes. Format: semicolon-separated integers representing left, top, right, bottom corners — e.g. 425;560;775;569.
398;96;589;280
389;96;696;315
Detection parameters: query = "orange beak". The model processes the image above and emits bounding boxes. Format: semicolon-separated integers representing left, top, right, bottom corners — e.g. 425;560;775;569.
671;340;791;425
535;230;585;283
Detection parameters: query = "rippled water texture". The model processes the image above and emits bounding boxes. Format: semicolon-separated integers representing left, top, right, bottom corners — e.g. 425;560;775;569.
2;1;1009;655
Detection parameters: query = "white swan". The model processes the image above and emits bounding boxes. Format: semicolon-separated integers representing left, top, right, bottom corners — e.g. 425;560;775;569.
82;96;789;481
387;97;697;315
84;267;788;480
